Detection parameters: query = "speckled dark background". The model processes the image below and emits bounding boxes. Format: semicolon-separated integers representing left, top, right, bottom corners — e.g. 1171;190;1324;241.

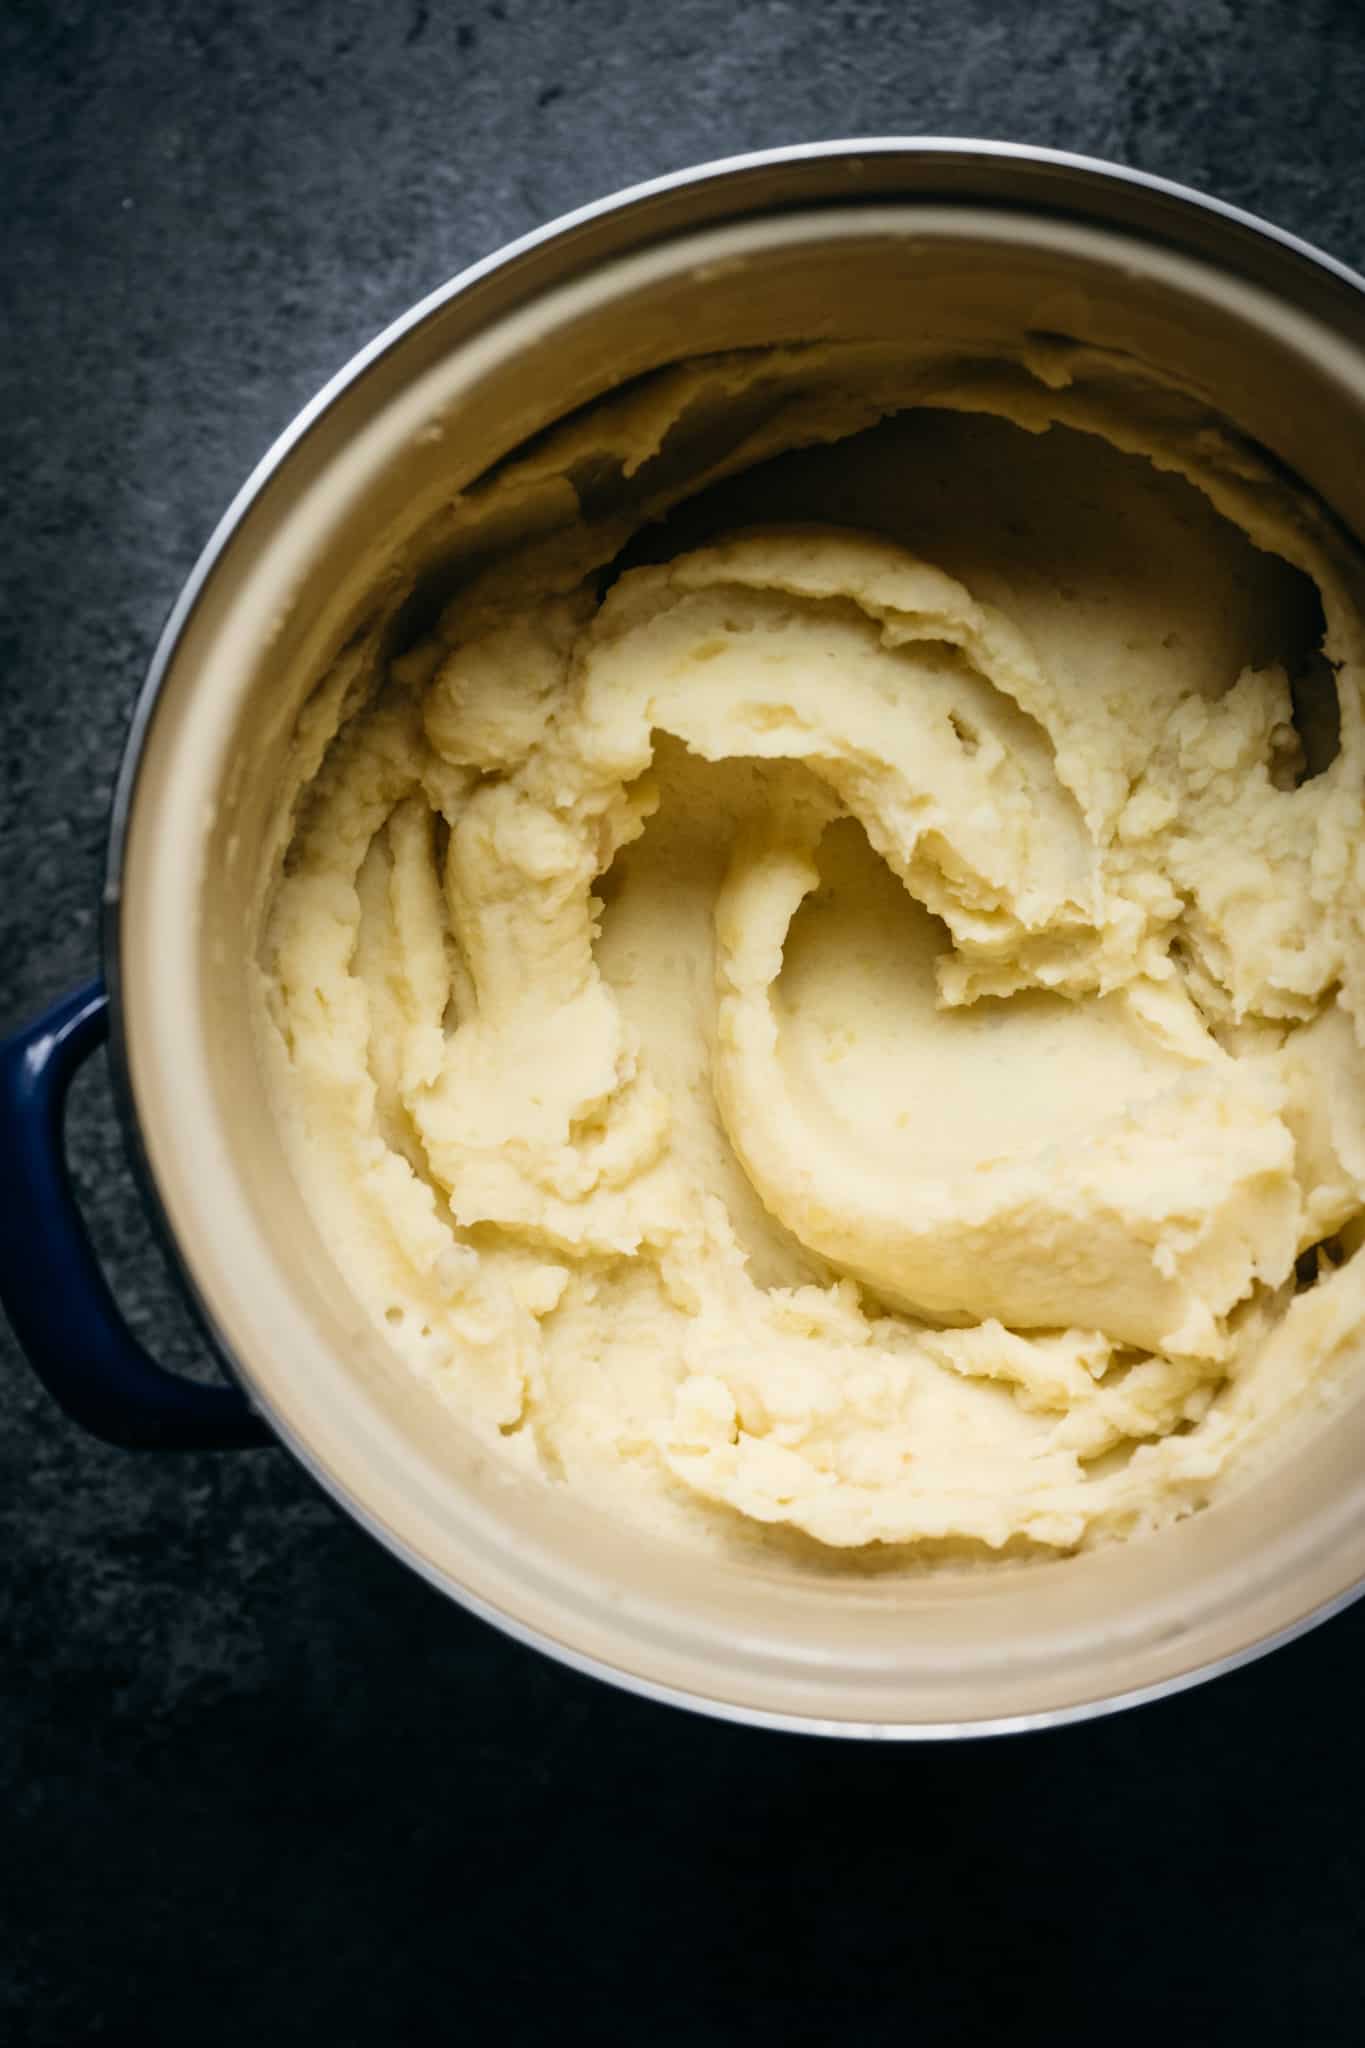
5;1;1365;2039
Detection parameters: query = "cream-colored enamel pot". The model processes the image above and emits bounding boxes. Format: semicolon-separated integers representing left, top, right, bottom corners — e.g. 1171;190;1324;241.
87;142;1365;1734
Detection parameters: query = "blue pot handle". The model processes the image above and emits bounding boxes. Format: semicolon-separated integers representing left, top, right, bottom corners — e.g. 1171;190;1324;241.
0;982;271;1449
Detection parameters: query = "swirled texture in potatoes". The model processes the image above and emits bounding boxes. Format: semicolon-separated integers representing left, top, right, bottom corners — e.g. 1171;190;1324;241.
259;346;1365;1557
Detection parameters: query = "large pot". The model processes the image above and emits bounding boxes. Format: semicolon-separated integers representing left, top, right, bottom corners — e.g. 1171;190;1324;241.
6;140;1365;1737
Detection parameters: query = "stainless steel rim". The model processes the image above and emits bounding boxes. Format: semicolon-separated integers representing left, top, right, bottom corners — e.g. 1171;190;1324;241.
100;137;1365;1737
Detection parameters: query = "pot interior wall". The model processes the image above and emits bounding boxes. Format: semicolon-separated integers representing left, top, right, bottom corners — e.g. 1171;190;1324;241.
116;189;1365;1728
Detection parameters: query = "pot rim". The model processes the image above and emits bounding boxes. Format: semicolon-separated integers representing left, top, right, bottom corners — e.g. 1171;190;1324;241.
100;136;1365;1738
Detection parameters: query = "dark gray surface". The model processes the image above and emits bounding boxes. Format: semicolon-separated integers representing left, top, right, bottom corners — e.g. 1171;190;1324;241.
5;1;1365;2040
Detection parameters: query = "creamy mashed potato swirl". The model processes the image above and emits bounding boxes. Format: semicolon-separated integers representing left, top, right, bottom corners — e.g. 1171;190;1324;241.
259;346;1365;1556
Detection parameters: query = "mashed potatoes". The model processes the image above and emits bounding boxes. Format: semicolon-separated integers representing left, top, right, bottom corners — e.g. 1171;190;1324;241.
258;342;1365;1556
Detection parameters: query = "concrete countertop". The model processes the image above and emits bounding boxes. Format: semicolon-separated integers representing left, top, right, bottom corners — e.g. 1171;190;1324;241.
4;2;1364;2039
